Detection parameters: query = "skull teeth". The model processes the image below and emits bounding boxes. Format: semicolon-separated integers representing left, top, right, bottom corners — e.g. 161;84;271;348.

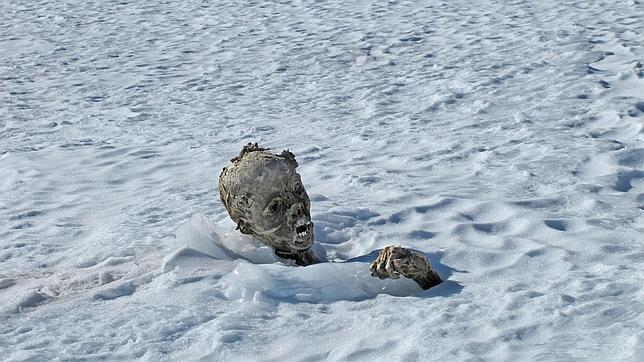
295;223;308;237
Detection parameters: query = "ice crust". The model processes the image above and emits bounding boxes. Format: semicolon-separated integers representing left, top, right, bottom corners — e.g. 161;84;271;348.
175;215;422;303
1;0;643;360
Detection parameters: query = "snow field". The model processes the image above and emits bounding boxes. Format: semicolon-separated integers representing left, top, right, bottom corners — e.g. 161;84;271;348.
1;0;643;360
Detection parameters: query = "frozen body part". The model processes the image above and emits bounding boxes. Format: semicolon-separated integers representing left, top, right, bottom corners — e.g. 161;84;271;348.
218;143;442;289
370;245;442;290
219;143;317;265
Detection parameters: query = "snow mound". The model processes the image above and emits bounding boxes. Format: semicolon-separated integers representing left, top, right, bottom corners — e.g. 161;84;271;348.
219;261;421;304
172;214;423;302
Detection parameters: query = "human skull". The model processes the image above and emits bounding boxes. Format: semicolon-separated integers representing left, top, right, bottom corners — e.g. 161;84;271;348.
219;143;314;257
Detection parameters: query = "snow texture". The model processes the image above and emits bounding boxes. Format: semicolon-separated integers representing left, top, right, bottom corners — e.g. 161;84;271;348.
1;0;643;360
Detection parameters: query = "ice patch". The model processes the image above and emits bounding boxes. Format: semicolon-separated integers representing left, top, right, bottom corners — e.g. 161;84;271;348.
92;282;136;301
219;260;422;304
173;214;425;302
175;214;279;264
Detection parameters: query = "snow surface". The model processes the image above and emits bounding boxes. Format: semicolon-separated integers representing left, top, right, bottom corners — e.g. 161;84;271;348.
1;0;643;360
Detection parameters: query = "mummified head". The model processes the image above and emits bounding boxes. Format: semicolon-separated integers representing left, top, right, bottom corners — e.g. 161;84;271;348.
219;143;314;254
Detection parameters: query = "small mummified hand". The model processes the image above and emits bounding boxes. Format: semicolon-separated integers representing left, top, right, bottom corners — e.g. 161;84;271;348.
370;245;442;290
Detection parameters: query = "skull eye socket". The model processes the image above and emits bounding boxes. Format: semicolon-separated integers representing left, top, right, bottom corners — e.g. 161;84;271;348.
265;199;285;214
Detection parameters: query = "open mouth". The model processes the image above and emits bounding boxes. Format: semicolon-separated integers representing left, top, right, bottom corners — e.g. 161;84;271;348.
292;221;313;249
296;224;308;237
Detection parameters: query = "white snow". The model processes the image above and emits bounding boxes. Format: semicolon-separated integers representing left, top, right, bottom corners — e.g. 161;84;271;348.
1;0;643;360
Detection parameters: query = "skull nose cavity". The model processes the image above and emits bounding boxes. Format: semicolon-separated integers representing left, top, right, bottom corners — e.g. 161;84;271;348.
288;202;306;218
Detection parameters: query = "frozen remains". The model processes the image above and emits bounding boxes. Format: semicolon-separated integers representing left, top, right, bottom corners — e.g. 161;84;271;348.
219;143;442;290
